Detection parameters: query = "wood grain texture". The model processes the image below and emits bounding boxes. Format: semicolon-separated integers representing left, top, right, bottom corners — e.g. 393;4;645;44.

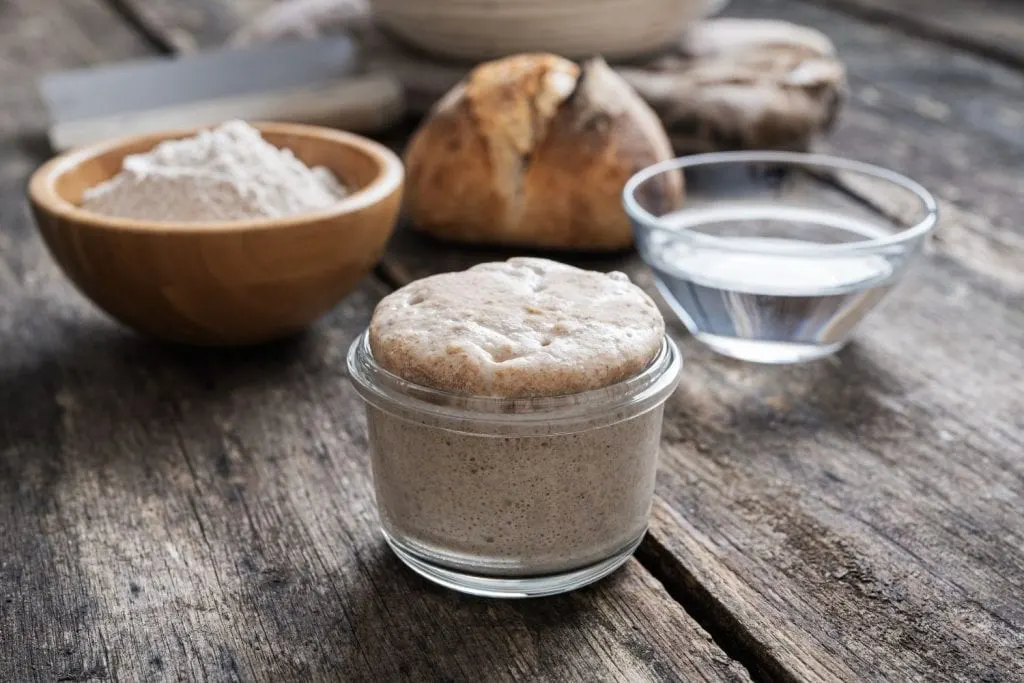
730;0;1024;292
808;0;1024;68
733;0;1024;172
359;180;1024;683
0;0;153;136
370;3;1024;682
28;123;403;345
36;0;1024;680
0;275;748;682
379;191;1024;682
1;2;750;681
109;0;272;52
644;257;1024;681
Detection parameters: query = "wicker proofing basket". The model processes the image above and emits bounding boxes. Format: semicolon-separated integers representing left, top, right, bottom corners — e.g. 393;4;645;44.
369;0;727;62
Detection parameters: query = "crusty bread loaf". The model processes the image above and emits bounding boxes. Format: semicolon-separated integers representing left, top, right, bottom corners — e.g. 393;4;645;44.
403;54;684;252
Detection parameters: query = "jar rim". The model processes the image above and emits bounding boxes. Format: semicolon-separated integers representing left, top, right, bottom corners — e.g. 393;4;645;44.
346;330;682;427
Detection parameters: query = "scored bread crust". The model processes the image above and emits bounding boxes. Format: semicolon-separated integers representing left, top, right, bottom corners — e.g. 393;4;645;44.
404;54;683;251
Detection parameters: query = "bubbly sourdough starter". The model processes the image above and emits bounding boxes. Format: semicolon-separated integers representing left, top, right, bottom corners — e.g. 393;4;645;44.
369;258;664;397
367;405;665;575
364;258;667;576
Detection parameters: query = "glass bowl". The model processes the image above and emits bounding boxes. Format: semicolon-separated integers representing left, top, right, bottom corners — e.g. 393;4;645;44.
623;152;939;364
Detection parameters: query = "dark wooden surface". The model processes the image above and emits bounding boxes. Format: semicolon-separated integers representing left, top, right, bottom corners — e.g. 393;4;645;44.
0;2;751;682
3;0;1024;681
377;1;1024;678
810;0;1024;69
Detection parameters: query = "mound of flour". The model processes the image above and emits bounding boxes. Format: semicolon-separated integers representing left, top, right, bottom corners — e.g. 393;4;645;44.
81;120;347;222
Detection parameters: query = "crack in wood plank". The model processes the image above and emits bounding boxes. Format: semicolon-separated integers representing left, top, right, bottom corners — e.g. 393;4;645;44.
635;529;801;683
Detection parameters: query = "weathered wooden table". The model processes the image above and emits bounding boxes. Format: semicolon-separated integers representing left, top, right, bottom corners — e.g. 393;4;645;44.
2;1;1023;681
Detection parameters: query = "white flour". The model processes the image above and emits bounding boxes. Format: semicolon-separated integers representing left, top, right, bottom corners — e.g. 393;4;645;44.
81;120;347;222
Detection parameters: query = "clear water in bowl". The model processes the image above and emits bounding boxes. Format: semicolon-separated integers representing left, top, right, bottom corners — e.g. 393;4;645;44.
641;204;900;364
626;153;938;364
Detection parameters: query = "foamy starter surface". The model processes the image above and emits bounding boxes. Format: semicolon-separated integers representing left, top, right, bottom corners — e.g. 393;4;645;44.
369;257;664;397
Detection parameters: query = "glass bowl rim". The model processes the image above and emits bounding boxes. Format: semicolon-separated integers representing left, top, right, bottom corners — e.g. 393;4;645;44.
622;151;940;256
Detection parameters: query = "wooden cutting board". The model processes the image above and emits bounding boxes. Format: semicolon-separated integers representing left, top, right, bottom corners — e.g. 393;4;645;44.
39;35;405;150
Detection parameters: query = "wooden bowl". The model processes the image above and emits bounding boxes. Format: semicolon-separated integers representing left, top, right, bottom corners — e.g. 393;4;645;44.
369;0;726;62
28;122;403;346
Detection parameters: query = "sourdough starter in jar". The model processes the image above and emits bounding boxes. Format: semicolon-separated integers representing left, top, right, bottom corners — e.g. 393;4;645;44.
351;257;680;594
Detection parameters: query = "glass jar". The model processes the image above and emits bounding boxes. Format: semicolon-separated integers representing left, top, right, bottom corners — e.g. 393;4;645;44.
347;331;682;598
